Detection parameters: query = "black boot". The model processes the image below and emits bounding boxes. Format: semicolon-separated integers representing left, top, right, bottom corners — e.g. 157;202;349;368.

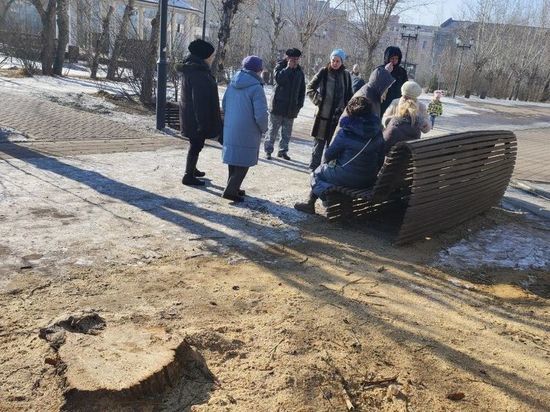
194;168;206;177
294;192;318;214
182;151;204;186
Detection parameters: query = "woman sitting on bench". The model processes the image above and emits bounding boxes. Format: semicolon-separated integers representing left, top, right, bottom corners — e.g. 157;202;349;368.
381;80;431;154
294;96;385;214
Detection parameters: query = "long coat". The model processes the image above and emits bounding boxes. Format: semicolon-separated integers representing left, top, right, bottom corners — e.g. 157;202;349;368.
177;54;222;140
307;65;353;142
311;114;385;199
379;46;408;115
222;70;269;167
382;98;431;154
271;60;306;118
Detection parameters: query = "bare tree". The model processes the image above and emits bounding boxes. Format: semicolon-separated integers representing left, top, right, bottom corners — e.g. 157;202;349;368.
29;0;57;75
107;0;135;80
258;0;287;79
53;0;69;75
0;0;17;29
139;9;160;105
90;5;114;79
212;0;245;82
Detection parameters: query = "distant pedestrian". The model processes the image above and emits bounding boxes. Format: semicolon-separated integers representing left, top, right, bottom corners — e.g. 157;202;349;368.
382;81;431;154
307;48;353;170
264;48;306;161
177;39;222;186
427;90;444;127
350;64;365;93
379;46;408;116
221;56;269;202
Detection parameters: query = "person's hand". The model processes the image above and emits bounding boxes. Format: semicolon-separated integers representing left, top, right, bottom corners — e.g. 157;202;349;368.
385;62;394;72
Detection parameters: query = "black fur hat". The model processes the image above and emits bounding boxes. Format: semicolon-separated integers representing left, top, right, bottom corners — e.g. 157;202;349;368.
188;39;215;59
285;48;302;58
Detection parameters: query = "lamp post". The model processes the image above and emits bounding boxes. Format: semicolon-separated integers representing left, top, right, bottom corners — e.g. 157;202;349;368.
452;37;474;98
202;0;207;40
401;24;421;71
155;0;168;130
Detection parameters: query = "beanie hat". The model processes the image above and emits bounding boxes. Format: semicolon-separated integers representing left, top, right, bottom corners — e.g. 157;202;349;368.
188;39;215;59
401;81;422;99
242;55;263;72
330;48;347;61
286;48;302;57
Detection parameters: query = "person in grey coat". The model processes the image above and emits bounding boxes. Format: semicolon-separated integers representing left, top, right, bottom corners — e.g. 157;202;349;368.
264;48;305;160
222;56;269;202
294;96;385;214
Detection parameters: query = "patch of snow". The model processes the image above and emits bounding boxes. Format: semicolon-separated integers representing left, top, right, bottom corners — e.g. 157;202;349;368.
435;222;549;270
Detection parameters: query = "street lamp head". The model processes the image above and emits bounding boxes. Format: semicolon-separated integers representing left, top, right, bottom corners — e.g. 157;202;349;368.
469;38;475;47
254;17;259;26
455;37;463;46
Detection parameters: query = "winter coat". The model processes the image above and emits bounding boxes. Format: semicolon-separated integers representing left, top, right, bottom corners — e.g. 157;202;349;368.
346;67;395;119
311;114;385;199
378;46;408;115
307;65;353;142
382;98;431;154
177;54;222;140
427;99;443;116
270;60;306;118
350;72;366;94
222;70;269;167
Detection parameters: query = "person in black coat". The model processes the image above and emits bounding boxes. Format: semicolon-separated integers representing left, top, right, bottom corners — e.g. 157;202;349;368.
379;46;408;116
177;39;222;186
263;48;306;160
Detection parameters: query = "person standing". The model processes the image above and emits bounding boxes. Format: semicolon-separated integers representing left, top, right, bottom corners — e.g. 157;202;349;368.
263;48;306;161
221;56;269;202
350;64;365;93
427;90;444;127
379;46;408;116
306;48;353;171
177;39;222;186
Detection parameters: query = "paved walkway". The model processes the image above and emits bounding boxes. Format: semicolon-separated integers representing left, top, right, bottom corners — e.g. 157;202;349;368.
1;91;548;184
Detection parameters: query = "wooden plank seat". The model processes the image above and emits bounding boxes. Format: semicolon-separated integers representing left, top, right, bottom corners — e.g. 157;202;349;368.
325;130;517;244
165;101;180;130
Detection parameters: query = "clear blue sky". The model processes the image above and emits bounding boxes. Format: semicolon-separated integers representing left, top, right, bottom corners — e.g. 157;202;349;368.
399;0;463;26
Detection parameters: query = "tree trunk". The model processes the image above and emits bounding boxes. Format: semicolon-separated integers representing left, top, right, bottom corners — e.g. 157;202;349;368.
140;10;160;105
91;5;114;79
212;0;243;82
31;0;57;75
107;0;134;80
0;0;17;29
53;0;69;75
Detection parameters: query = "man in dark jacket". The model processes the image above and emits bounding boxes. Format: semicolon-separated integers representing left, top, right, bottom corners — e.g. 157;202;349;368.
263;48;306;160
379;46;408;116
178;39;222;186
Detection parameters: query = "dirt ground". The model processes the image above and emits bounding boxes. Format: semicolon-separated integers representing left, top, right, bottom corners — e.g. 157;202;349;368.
1;208;548;411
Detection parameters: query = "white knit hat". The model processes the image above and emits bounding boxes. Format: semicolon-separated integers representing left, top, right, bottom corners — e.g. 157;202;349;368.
401;81;422;99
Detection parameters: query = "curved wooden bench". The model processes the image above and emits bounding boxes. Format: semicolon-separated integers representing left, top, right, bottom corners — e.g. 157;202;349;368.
325;130;517;244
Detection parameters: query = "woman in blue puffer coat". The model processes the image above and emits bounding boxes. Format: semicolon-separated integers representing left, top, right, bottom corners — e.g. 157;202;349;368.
222;56;269;202
294;96;385;214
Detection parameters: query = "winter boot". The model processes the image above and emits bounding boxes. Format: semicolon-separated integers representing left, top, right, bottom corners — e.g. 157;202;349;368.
294;192;317;214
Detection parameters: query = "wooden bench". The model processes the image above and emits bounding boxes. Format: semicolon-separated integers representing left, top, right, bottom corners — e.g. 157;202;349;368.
165;101;180;130
325;130;517;244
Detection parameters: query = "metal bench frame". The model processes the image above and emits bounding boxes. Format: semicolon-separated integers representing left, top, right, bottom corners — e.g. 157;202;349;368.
325;130;517;244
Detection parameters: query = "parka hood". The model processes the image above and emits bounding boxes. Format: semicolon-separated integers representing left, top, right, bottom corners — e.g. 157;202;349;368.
367;67;395;98
384;46;403;65
176;54;210;73
339;114;381;140
230;69;262;89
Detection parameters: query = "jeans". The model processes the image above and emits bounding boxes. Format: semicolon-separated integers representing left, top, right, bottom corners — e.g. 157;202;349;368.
309;138;329;171
264;113;295;155
430;114;436;127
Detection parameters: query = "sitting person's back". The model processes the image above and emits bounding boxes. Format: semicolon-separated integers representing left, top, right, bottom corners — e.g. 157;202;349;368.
294;96;384;214
382;81;430;155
